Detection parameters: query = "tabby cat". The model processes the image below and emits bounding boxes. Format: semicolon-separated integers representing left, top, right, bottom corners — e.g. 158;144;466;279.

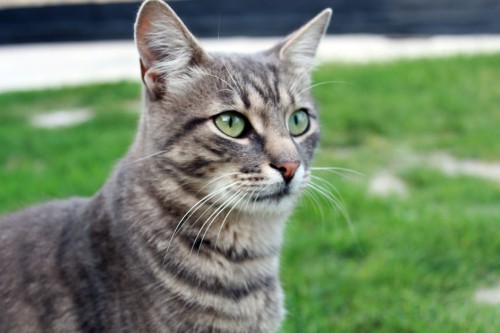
0;1;331;332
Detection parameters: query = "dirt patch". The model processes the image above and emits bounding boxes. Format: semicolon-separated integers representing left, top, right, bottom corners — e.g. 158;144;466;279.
30;109;93;128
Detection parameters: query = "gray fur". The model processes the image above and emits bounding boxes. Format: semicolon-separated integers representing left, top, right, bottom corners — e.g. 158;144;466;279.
0;1;331;332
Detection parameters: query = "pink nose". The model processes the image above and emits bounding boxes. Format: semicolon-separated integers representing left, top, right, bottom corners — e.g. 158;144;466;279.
271;161;300;183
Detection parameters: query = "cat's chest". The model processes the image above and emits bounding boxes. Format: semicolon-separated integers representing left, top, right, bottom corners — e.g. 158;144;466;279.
147;270;285;333
127;243;284;333
124;187;289;332
130;223;284;332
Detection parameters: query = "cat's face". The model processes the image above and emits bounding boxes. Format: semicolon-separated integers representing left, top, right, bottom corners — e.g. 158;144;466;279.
134;0;331;216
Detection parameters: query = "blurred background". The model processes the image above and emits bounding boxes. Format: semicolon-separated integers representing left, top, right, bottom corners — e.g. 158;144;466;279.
2;0;500;44
1;0;500;91
0;1;499;333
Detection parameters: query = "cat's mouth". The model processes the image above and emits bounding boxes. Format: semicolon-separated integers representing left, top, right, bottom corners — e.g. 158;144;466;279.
249;186;292;202
242;171;306;203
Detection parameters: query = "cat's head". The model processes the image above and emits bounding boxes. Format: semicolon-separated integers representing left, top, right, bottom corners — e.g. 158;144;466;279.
134;0;331;216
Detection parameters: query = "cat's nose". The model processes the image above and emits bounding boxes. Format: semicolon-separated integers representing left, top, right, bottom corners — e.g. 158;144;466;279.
271;161;300;183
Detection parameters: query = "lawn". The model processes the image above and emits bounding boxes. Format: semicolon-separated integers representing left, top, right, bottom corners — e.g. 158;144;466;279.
1;54;499;332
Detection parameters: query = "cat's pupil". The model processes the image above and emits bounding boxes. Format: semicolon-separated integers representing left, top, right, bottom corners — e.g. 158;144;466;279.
214;112;247;138
289;109;309;136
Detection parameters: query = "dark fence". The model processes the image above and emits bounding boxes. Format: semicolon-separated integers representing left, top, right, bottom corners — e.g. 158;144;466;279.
1;0;500;45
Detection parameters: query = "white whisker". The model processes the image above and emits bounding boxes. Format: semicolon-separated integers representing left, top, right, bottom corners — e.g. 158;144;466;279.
288;65;319;96
197;70;239;95
219;57;244;95
165;181;239;253
120;150;167;167
191;188;242;255
311;166;364;178
307;177;359;243
296;80;351;96
302;187;326;223
200;172;239;191
214;192;247;249
309;177;348;220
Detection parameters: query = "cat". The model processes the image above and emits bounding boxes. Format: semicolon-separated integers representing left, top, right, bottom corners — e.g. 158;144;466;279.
0;1;331;332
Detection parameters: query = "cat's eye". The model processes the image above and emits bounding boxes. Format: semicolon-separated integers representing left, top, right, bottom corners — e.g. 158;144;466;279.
214;111;247;138
288;109;310;136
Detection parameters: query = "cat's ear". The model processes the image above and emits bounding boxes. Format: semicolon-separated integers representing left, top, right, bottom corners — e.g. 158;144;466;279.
274;8;332;72
134;0;207;98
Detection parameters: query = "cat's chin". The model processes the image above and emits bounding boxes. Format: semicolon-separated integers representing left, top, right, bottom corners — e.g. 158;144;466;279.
231;184;304;217
239;194;301;217
210;167;308;217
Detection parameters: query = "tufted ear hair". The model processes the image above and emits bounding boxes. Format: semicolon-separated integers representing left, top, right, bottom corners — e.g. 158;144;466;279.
274;8;332;72
134;0;208;98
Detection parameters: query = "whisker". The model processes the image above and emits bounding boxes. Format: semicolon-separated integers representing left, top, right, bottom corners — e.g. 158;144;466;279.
288;67;316;96
288;61;332;96
165;181;239;253
200;172;239;191
308;178;359;243
197;70;239;95
308;182;342;218
244;187;259;215
214;192;247;249
120;150;167;167
310;175;357;229
296;80;351;96
184;182;241;236
302;187;326;223
311;177;365;255
191;189;242;255
309;179;342;213
309;176;349;221
217;14;221;41
220;59;244;96
311;166;364;177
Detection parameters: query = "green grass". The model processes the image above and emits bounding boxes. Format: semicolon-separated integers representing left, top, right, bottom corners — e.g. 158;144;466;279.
1;54;500;332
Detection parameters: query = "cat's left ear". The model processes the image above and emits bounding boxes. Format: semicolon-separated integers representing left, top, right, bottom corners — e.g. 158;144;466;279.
273;8;332;71
134;0;208;98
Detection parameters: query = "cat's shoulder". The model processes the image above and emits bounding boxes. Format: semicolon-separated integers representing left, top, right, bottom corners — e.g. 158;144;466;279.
0;197;90;237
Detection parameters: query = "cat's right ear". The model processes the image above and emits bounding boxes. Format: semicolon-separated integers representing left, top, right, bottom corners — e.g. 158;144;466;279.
272;8;332;73
134;0;207;99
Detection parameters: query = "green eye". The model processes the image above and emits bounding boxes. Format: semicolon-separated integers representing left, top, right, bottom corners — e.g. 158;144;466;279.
214;111;247;138
288;109;310;136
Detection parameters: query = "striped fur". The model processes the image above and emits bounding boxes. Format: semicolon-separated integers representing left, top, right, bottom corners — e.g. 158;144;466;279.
0;1;331;332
